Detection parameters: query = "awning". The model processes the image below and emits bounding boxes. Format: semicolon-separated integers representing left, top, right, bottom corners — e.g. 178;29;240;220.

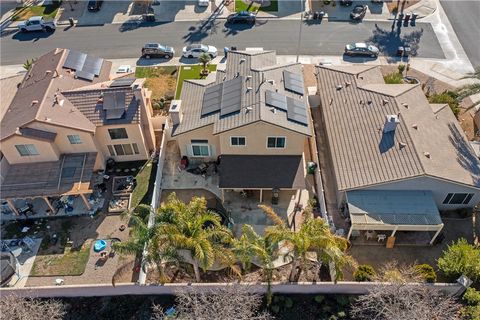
218;155;305;189
1;152;97;199
347;190;443;227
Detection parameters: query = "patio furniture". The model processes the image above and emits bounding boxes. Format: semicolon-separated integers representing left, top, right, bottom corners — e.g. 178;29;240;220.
377;234;387;242
94;239;107;252
365;230;376;240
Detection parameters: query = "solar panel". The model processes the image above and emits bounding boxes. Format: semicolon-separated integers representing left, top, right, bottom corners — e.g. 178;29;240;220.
201;83;223;117
75;69;95;81
106;108;125;120
283;70;304;95
82;55;104;76
220;76;243;117
103;92;116;110
286;96;308;126
265;90;287;111
110;78;136;88
102;91;126;120
115;92;126;110
63;50;87;71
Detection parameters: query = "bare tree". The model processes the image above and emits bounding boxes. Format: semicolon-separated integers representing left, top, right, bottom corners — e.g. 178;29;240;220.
350;262;462;320
0;294;66;320
152;285;272;320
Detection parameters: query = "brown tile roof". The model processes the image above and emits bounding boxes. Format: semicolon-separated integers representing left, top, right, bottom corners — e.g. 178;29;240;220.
317;65;480;191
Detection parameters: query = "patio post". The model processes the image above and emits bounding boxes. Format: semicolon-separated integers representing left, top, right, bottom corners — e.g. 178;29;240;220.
79;193;92;210
259;189;263;203
346;225;354;240
42;197;56;215
221;189;225;203
429;224;444;245
390;226;399;237
6;198;19;216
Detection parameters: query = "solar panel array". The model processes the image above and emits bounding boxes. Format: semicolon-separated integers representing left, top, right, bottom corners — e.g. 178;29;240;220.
286;96;308;125
63;49;104;81
103;91;126;120
283;70;304;95
265;90;287;111
110;78;136;88
201;77;243;117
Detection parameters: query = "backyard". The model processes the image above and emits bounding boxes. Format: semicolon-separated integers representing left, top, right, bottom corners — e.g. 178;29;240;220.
135;66;178;115
175;64;217;99
11;3;60;21
235;0;278;12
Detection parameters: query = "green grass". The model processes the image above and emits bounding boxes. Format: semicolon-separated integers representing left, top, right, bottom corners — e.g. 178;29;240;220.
130;160;157;208
235;0;278;12
175;64;217;99
135;66;178;78
383;72;404;84
30;243;91;276
11;4;60;21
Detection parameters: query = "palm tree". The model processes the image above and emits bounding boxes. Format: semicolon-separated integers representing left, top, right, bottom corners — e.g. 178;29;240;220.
198;52;211;74
260;205;355;283
157;193;235;282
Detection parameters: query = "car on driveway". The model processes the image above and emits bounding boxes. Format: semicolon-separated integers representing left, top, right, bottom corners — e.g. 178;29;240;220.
350;4;367;20
17;16;56;32
340;0;353;6
344;42;379;57
87;0;103;12
141;43;175;59
226;11;256;24
182;44;218;59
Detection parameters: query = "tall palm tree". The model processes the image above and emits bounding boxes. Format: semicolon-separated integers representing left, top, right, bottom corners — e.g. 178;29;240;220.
157;193;235;282
260;205;355;283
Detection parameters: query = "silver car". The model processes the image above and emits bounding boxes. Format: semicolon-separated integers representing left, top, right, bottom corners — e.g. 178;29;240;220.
182;44;218;59
344;43;379;58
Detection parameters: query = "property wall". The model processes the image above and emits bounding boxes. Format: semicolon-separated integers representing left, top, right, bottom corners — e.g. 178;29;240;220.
0;135;59;164
135;88;156;153
95;124;150;162
218;122;307;156
172;125;220;162
0;154;10;184
359;176;480;210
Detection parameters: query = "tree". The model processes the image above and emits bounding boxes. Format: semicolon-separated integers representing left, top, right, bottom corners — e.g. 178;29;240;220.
156;193;235;282
350;262;462;320
260;205;355;282
23;58;35;71
198;52;211;73
437;238;480;282
0;294;66;320
152;285;272;320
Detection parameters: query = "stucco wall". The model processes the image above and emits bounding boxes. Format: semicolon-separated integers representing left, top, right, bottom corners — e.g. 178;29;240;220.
1;135;59;164
95;124;150;162
172;125;220;162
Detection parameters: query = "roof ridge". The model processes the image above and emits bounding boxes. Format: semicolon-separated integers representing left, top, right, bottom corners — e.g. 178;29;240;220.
317;64;379;76
360;83;420;97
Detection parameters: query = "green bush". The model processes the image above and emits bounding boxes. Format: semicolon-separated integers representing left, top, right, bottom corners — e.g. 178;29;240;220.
335;295;350;307
284;297;293;309
463;288;480;306
314;295;325;303
384;72;404;84
397;64;406;74
463;305;480;320
415;264;437;283
437;238;480;282
337;311;346;318
354;265;376;282
428;90;460;117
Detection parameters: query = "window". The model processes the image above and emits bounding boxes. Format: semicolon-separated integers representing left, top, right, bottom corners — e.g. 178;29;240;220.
230;137;246;146
67;135;82;144
108;144;140;156
132;143;139;154
107;145;115;157
443;193;474;205
191;145;210;157
267;137;286;148
108;128;128;140
15;144;39;156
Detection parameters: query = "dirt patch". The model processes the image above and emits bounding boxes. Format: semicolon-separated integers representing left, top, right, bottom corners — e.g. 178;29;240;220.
145;76;177;101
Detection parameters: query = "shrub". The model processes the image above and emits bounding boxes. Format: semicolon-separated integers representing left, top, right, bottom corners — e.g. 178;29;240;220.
463;288;480;306
397;64;406;74
271;305;280;314
335;295;350;307
337;311;346;318
437;238;480;282
415;264;437;283
354;265;376;282
463;305;480;320
284;297;293;309
428;91;460;117
384;72;403;84
314;295;325;303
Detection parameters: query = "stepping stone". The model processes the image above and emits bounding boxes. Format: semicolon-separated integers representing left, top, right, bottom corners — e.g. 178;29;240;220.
130;168;137;172
124;168;130;173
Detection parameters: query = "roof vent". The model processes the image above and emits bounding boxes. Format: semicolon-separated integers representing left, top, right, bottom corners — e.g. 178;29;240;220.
245;106;253;113
399;142;407;149
271;107;277;114
382;99;389;105
246;87;253;91
402;102;409;109
31;100;39;106
367;100;373;105
15;127;20;135
246;75;252;81
384;114;400;133
359;99;364;105
329;98;334;105
412;124;418;130
240;58;246;63
424;152;431;158
45;117;52;122
267;79;275;85
45;70;52;75
345;81;351;87
223;76;227;81
59;99;65;107
336;85;343;90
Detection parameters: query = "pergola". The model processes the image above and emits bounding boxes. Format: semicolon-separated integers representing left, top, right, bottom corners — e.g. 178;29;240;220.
1;153;97;217
346;190;444;245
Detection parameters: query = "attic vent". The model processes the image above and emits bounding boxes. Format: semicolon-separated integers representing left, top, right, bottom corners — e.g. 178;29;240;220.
271;107;277;114
329;98;334;105
59;99;65;107
246;75;252;81
336;85;343;90
246;87;253;91
223;76;227;81
382;99;389;105
345;81;351;87
45;70;52;75
245;106;253;113
31;100;39;106
15;127;20;135
424;152;431;158
236;72;240;77
402;103;409;109
239;58;246;63
412;124;418;129
267;79;275;85
399;142;407;149
359;100;364;105
367;100;373;105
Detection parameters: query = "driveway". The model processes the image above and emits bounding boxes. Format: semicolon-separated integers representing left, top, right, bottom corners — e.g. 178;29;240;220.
77;1;134;26
310;0;391;21
154;0;224;22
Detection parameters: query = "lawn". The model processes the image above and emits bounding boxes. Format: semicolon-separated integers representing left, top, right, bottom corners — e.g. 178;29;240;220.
175;64;217;99
235;0;278;12
11;3;60;21
30;242;91;276
130;160;157;208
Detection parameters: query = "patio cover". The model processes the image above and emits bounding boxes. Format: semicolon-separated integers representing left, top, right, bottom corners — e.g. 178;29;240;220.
0;251;16;286
1;152;97;199
218;155;305;189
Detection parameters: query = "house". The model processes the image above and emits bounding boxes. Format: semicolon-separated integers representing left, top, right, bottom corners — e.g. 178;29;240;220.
166;50;313;230
315;65;480;243
0;48;156;218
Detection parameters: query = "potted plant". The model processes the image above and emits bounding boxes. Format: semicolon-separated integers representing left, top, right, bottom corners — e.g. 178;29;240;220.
198;52;212;76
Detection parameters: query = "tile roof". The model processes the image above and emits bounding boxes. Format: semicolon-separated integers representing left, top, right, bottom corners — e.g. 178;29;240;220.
317;65;480;191
173;50;312;137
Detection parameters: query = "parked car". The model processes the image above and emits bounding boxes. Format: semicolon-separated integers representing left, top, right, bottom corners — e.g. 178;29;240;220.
371;0;383;3
17;16;56;32
198;0;210;7
344;42;379;57
350;4;367;20
226;11;256;24
87;0;103;12
182;44;218;59
340;0;353;6
141;43;175;59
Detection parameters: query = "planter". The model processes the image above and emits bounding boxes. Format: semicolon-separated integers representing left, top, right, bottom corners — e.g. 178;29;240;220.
200;69;210;76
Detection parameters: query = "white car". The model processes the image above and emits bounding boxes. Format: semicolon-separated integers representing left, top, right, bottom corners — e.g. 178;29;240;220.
182;44;218;59
17;16;56;32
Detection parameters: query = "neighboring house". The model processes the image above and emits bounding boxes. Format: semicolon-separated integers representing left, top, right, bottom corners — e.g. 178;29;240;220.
315;65;480;243
167;49;312;209
0;48;155;218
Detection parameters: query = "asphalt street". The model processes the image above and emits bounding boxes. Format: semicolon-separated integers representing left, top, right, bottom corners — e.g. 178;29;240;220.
0;20;443;65
440;0;480;69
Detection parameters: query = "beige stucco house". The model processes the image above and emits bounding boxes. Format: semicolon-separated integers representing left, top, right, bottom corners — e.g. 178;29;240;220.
0;48;155;218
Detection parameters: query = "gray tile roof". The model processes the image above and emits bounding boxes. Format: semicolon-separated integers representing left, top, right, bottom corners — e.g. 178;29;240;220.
173;50;312;137
218;155;305;189
317;65;480;190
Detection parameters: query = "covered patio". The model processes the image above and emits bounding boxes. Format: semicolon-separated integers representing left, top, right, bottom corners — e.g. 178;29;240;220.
1;153;99;220
346;190;444;247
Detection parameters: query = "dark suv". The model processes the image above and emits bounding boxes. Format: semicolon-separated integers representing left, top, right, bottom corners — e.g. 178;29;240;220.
87;0;103;12
226;11;256;24
141;43;175;59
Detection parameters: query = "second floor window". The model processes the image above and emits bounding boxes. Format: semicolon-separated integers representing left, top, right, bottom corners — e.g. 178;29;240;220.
267;137;286;148
230;137;246;146
67;135;82;144
108;128;128;140
15;144;39;156
108;143;140;156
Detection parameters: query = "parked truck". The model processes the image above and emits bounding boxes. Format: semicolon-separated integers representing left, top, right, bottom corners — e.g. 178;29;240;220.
17;16;56;32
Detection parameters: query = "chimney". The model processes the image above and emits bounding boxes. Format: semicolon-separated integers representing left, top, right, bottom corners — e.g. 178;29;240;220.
169;100;182;126
383;114;400;133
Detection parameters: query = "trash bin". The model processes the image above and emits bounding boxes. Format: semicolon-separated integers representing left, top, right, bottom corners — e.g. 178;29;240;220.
411;12;418;23
143;13;155;22
224;47;230;57
404;13;411;24
307;162;317;174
